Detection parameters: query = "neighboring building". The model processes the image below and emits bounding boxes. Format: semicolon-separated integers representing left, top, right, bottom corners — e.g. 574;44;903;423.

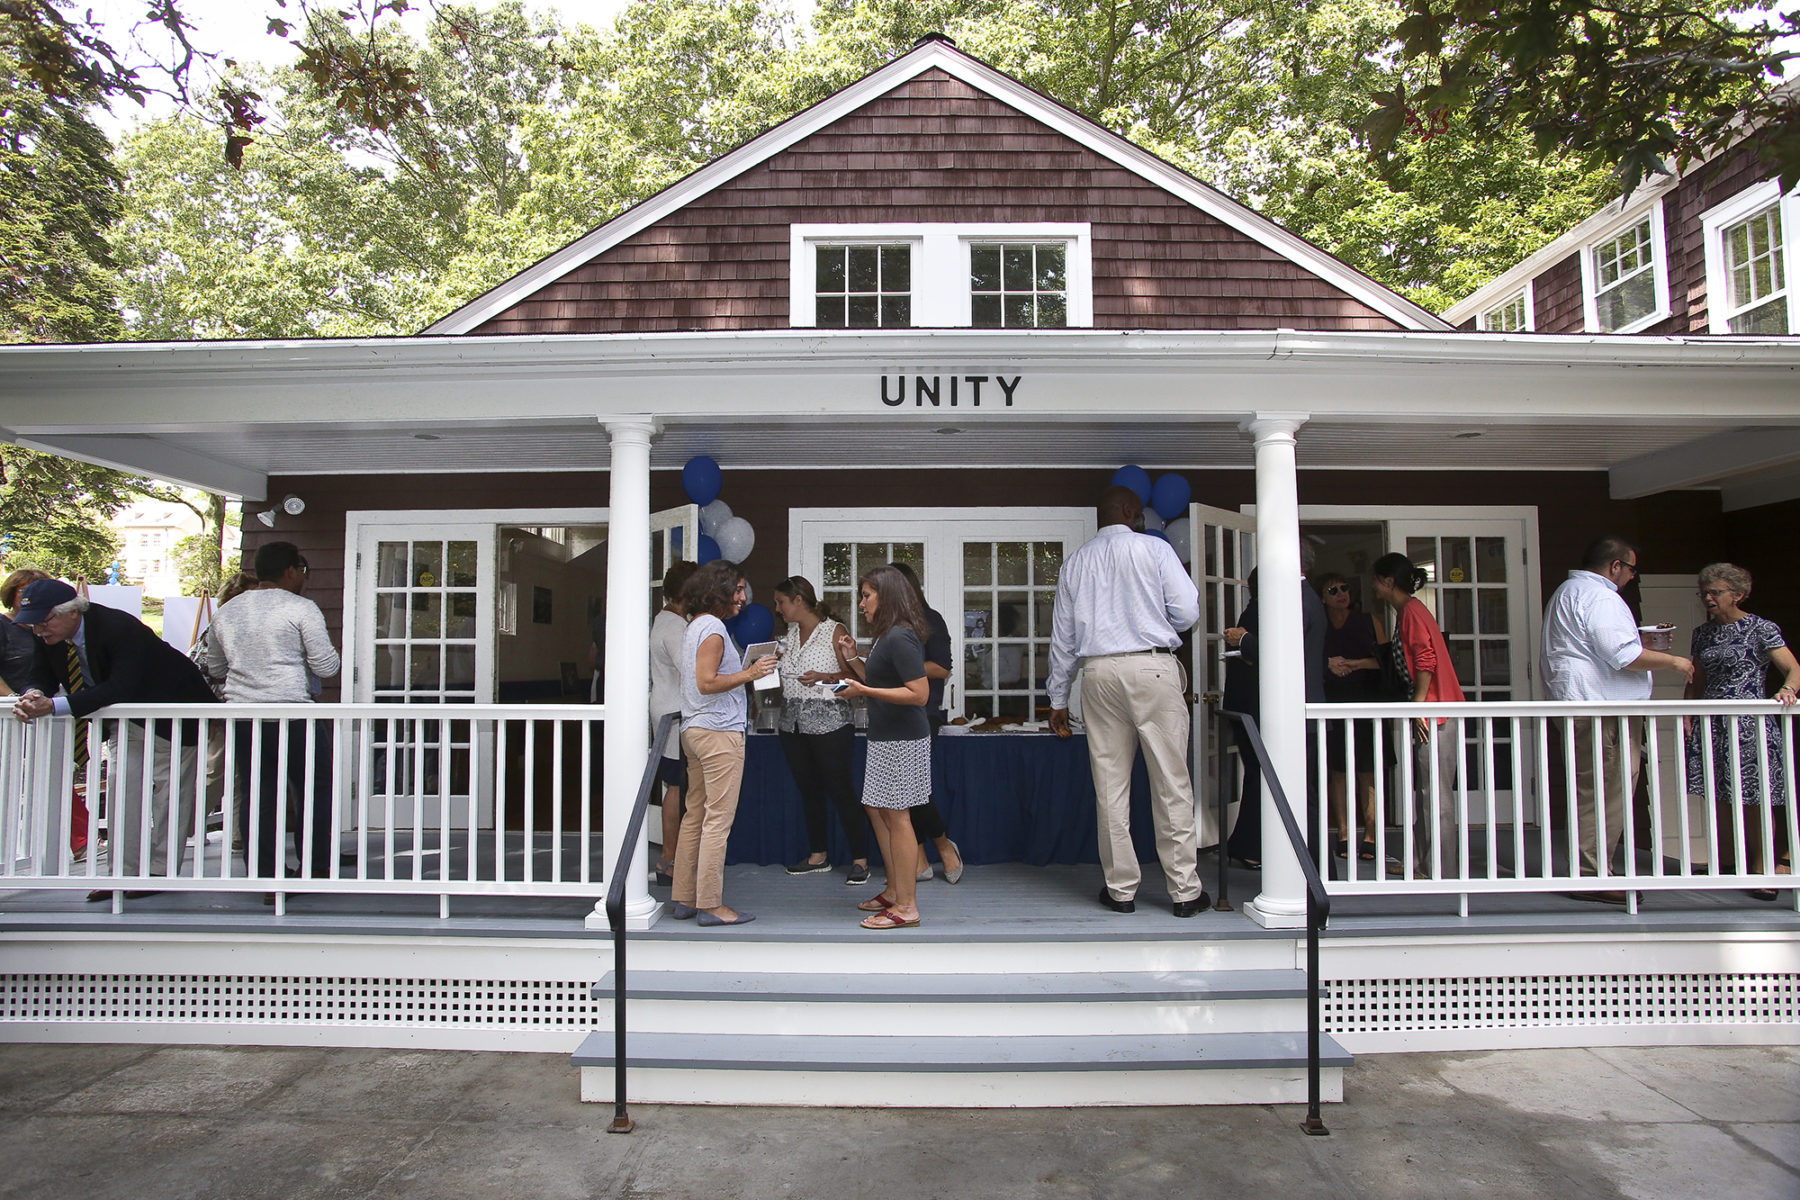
108;499;203;596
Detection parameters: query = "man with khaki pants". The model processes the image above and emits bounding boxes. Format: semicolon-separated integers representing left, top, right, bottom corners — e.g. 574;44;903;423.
1541;536;1693;904
1049;486;1207;917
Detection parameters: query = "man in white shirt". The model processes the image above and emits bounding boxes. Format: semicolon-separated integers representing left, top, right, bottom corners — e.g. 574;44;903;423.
1048;486;1206;917
1541;535;1692;902
202;542;342;885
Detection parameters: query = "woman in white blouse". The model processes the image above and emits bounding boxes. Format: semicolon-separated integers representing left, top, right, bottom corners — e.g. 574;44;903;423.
774;576;872;885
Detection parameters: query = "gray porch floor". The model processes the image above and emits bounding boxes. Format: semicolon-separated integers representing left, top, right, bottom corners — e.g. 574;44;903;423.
2;849;1795;942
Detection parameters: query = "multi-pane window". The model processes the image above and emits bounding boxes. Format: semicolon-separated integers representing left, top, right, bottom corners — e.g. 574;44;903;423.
373;539;480;701
1480;290;1529;332
1722;206;1787;334
960;541;1062;721
970;243;1068;328
1591;217;1659;331
821;540;925;643
814;245;911;328
1404;534;1513;787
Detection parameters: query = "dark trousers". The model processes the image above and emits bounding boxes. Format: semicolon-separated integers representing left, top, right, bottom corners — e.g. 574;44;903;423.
778;726;869;860
910;721;949;845
235;718;335;878
1227;719;1318;863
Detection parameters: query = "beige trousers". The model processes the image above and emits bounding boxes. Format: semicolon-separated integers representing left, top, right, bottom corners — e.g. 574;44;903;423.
109;722;202;878
1079;653;1201;903
1573;715;1643;877
674;727;745;910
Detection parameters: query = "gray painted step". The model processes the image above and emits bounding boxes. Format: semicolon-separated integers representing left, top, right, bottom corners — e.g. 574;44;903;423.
573;1029;1352;1072
592;969;1312;1003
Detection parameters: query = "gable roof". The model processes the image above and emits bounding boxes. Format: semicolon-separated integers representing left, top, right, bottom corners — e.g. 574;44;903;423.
423;37;1449;336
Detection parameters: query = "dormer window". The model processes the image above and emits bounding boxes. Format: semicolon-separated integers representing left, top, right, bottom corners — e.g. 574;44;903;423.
1701;180;1797;334
791;224;1091;328
1580;200;1670;333
1478;287;1531;332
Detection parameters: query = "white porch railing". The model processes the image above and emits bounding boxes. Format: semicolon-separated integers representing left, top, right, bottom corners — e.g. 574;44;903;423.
1305;700;1799;911
0;701;611;910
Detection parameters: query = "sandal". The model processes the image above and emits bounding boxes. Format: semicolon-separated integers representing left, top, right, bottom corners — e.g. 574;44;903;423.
1358;840;1378;862
857;893;896;913
860;909;920;930
1331;839;1349;859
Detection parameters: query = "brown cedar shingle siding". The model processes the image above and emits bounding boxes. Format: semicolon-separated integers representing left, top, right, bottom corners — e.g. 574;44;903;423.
471;71;1401;336
1533;253;1586;333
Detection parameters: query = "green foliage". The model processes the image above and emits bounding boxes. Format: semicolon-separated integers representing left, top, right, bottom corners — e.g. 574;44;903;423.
1370;0;1800;195
0;34;122;342
0;445;134;580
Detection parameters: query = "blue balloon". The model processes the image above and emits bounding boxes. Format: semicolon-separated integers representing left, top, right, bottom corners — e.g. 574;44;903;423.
697;533;721;564
1150;473;1191;521
682;456;723;506
1112;465;1152;504
734;602;774;646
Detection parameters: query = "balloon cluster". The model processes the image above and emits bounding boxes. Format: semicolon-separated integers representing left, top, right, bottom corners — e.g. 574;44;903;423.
1111;464;1193;566
682;455;774;646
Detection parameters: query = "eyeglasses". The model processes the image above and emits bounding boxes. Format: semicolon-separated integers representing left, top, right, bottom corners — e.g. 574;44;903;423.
1615;560;1639;578
1699;587;1733;599
1324;585;1348;596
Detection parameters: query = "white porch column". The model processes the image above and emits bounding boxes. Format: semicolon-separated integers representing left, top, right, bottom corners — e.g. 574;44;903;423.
1243;412;1310;929
588;417;660;930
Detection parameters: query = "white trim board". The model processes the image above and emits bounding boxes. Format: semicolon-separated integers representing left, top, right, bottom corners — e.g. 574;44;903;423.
422;40;1448;337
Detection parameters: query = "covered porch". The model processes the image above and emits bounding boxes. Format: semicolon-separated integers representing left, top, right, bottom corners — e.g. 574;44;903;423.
3;327;1799;934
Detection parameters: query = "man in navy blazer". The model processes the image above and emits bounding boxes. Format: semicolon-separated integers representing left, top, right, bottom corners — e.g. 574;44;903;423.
11;579;217;897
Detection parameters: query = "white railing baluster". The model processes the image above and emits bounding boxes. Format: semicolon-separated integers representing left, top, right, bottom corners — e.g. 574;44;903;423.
551;718;566;884
1645;711;1665;879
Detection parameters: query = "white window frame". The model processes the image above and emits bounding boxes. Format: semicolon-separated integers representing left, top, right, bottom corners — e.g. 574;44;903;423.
1477;283;1533;332
1580;197;1670;334
1700;179;1799;334
789;223;1093;328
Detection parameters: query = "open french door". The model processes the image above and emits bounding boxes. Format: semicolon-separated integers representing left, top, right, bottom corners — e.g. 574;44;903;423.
1187;503;1256;847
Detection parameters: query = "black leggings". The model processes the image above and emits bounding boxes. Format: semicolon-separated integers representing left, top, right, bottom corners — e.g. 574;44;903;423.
778;726;869;860
910;722;948;844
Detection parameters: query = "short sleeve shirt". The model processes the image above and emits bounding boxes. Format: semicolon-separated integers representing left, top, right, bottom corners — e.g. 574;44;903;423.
680;613;747;733
864;626;930;742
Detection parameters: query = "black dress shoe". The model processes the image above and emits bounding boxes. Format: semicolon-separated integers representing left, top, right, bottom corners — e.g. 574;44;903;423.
1097;886;1135;914
88;889;162;901
1171;892;1210;918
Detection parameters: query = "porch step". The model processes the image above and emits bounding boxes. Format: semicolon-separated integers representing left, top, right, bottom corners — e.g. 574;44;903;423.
578;962;1346;1107
573;1029;1349;1107
590;969;1317;1036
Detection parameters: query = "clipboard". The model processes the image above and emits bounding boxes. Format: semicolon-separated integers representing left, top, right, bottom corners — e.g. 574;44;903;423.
741;641;781;690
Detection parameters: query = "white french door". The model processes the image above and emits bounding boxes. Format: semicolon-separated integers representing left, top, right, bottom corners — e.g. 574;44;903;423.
792;508;1092;721
1383;513;1542;821
1188;503;1256;847
348;521;495;831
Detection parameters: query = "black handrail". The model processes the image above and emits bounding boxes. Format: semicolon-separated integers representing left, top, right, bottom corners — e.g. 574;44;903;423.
1221;709;1332;1136
603;711;678;1135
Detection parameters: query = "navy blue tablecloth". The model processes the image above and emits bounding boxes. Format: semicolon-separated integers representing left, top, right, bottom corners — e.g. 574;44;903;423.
724;732;1159;867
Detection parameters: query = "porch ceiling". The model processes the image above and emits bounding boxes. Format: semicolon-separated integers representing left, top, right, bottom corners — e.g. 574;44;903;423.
2;329;1797;502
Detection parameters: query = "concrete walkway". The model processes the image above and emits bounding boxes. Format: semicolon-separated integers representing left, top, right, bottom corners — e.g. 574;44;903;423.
2;1043;1796;1199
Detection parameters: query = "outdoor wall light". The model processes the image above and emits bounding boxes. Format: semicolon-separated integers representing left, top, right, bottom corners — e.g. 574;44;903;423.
254;509;278;528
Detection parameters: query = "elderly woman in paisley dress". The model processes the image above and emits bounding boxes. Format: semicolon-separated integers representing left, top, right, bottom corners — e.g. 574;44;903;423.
1682;563;1800;896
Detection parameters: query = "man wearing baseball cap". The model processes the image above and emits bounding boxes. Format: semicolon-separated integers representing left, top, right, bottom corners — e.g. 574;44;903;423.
12;579;218;899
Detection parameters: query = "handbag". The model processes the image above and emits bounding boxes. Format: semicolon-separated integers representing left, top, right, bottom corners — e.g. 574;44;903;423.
1377;637;1413;702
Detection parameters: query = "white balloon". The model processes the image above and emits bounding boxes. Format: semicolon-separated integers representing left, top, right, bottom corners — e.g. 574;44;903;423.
1140;507;1164;532
700;499;733;537
1164;517;1192;565
715;516;756;562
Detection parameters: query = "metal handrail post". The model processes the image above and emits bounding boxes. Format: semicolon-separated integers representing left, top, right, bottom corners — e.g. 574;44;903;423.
1224;710;1331;1135
604;712;677;1135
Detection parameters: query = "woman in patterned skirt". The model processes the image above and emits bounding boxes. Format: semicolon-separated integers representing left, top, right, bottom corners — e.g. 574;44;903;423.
1683;562;1800;895
836;565;932;929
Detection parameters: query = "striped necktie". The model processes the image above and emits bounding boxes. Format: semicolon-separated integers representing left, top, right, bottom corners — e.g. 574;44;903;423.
64;642;88;768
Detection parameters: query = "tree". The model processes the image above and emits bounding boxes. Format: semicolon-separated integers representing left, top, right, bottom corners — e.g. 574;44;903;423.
0;34;123;342
1367;1;1800;196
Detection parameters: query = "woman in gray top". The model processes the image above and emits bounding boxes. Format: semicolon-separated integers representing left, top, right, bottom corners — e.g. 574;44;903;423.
670;559;776;928
838;565;932;930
